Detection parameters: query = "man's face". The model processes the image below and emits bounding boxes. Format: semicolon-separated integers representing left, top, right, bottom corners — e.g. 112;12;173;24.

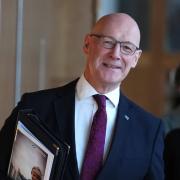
83;14;141;93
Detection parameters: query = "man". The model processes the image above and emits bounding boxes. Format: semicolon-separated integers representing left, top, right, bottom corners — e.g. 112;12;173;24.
0;13;164;180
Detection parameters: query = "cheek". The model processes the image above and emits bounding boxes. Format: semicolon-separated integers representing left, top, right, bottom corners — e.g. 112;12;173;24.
123;56;135;68
89;52;104;68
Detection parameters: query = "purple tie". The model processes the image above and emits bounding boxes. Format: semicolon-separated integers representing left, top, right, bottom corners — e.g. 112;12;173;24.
80;94;107;180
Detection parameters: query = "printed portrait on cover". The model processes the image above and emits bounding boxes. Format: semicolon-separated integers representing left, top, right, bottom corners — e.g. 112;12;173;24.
8;130;47;180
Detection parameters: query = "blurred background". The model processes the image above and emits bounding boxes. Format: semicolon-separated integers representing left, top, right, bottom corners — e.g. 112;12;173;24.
0;0;180;128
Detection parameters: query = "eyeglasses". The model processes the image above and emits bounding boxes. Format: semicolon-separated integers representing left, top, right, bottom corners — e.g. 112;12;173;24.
90;34;140;56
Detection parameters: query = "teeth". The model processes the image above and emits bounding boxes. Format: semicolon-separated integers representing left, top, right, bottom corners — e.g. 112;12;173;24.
104;63;120;69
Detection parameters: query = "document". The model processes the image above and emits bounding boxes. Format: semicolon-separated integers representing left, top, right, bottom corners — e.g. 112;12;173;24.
7;111;70;180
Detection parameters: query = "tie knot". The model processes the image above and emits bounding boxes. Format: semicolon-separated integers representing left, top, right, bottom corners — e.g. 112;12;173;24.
93;94;106;109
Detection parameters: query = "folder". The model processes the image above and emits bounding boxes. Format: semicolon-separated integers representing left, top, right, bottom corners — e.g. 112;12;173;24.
7;110;70;180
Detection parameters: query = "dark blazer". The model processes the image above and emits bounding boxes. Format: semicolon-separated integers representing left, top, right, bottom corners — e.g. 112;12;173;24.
0;79;164;180
164;128;180;180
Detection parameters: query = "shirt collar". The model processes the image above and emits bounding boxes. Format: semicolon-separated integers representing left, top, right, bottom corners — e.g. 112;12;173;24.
76;74;120;107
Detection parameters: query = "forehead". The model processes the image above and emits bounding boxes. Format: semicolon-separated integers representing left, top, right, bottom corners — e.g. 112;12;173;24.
92;15;140;46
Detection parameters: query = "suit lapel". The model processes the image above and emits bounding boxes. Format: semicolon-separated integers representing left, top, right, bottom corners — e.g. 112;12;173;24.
54;81;79;180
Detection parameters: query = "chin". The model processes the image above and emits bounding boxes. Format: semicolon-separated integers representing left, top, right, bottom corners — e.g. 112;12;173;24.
101;79;121;87
105;76;122;83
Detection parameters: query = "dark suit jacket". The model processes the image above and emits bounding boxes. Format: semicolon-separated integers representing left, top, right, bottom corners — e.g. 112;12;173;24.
0;79;164;180
164;128;180;180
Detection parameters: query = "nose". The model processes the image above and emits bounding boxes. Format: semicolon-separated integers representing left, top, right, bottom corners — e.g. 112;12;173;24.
109;43;121;60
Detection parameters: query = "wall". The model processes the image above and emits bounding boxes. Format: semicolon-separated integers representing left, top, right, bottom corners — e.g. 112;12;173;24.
0;0;93;128
0;0;17;128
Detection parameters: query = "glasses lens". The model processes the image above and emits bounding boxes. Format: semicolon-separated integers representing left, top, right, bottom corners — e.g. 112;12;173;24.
91;34;138;55
121;42;136;55
101;37;115;49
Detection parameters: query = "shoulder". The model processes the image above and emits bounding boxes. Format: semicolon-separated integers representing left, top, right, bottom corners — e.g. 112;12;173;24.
15;79;78;114
21;78;78;101
119;93;164;153
122;93;161;121
13;79;79;124
120;93;163;131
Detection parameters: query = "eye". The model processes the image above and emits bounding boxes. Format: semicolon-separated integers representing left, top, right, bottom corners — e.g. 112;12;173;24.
102;37;115;48
122;45;133;52
121;43;135;54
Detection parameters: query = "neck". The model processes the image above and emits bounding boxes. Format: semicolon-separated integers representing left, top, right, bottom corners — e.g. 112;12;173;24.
84;74;120;94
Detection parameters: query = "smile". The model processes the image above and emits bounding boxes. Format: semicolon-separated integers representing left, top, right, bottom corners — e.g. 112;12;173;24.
103;63;121;69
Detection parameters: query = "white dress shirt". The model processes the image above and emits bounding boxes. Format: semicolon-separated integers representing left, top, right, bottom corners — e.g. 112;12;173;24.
75;75;120;172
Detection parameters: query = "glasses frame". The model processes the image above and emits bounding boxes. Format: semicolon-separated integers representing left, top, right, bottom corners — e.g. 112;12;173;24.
90;33;140;56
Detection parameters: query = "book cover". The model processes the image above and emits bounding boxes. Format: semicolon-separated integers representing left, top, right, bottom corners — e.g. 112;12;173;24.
7;110;70;180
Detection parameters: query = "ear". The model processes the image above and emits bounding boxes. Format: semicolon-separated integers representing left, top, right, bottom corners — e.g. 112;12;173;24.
83;34;90;54
131;50;142;68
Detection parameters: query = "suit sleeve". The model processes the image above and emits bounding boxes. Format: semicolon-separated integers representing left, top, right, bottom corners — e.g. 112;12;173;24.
145;120;165;180
0;95;26;179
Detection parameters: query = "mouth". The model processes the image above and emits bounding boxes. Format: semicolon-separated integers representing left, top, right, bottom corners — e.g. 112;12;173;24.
103;63;121;69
